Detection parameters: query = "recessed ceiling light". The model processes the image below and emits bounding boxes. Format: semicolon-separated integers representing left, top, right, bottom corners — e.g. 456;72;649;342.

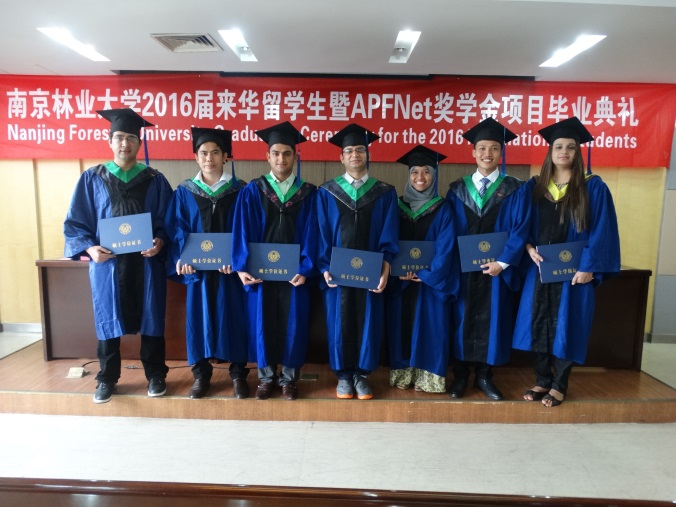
218;29;257;62
37;27;109;62
389;30;421;64
540;34;606;68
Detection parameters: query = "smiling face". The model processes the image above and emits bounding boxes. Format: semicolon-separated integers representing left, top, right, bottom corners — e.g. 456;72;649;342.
266;143;296;181
472;140;502;176
109;131;142;169
340;145;368;176
551;138;578;170
409;165;433;192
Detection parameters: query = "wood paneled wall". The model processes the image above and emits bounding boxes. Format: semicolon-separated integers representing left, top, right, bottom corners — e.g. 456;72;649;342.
0;157;663;332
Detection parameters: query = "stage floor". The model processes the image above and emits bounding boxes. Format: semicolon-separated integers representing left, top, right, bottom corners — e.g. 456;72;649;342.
1;341;675;424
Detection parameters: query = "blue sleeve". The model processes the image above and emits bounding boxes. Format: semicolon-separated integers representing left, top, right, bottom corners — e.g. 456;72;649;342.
63;170;103;259
376;188;400;264
417;202;459;300
497;180;532;267
315;188;335;274
516;178;539;278
164;186;201;284
231;182;265;273
578;177;621;283
146;172;173;247
297;190;318;277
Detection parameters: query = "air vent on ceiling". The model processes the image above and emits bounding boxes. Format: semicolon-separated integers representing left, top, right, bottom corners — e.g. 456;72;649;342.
151;33;223;53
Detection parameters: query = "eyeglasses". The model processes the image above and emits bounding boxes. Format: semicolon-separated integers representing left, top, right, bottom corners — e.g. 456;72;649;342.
342;147;367;155
112;134;140;144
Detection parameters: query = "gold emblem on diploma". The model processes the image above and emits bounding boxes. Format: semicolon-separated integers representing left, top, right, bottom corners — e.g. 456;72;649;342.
479;241;491;253
200;240;214;253
118;223;132;235
268;250;281;263
351;257;363;269
559;250;573;262
410;247;422;260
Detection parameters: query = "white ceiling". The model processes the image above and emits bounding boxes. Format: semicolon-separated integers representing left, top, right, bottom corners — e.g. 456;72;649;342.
2;0;676;83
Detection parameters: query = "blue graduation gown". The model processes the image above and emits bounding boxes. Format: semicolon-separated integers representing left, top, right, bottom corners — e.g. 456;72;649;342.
164;179;249;365
446;175;531;366
63;164;172;340
316;178;399;373
512;176;621;364
231;177;317;369
385;198;459;377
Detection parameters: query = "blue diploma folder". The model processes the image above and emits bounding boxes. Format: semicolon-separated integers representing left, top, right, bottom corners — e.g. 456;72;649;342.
180;233;232;270
99;212;153;254
328;247;383;290
247;243;300;281
537;241;588;283
457;232;508;272
390;240;435;276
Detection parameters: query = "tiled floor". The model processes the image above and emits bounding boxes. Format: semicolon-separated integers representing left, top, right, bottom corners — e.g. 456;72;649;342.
1;332;675;502
641;342;676;388
0;331;41;360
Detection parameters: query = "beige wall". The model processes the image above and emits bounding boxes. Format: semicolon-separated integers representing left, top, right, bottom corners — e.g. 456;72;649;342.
657;190;676;275
0;160;40;323
602;166;665;331
0;158;664;334
35;160;85;260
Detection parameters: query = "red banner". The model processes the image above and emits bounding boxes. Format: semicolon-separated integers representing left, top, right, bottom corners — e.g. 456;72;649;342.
1;74;675;167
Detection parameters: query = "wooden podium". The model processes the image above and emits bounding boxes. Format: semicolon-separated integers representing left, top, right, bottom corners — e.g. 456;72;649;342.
36;260;650;370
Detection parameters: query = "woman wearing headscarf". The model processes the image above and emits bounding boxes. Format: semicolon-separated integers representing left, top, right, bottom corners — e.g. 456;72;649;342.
513;117;621;407
385;146;459;393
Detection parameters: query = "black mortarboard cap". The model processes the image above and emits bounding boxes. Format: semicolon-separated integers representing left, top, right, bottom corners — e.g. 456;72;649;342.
256;121;307;148
397;145;447;197
538;116;594;145
256;121;307;187
396;145;447;168
462;117;517;147
97;108;154;137
328;123;379;149
191;127;233;155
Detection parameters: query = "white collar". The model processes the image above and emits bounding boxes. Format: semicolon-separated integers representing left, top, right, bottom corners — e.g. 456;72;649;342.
269;171;295;188
472;168;499;184
344;173;368;185
195;170;231;190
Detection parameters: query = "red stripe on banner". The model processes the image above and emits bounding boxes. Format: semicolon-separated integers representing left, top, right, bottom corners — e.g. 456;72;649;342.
1;74;675;167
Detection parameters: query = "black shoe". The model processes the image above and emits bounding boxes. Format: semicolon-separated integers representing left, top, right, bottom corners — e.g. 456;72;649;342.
282;383;298;401
474;377;503;400
255;382;274;400
148;377;167;397
189;378;210;399
233;378;250;399
93;382;116;404
448;377;468;398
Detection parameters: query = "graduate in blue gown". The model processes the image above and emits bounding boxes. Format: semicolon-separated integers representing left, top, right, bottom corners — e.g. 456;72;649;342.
165;127;250;399
386;146;459;393
231;121;317;401
513;117;621;407
316;123;399;400
446;118;531;401
63;108;171;404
